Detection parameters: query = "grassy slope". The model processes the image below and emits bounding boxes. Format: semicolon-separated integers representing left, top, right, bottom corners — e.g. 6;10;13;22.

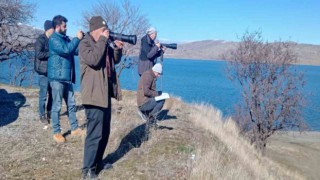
0;84;317;179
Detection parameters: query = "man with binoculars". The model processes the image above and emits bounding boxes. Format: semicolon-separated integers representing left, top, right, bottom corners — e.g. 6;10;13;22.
79;16;124;178
138;27;166;76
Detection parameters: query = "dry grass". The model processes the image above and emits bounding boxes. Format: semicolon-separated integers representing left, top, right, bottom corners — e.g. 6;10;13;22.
267;131;320;180
188;104;304;180
0;84;313;179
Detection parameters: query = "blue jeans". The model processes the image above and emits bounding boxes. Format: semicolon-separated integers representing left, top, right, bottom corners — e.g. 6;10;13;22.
139;98;165;119
50;81;78;134
38;75;52;117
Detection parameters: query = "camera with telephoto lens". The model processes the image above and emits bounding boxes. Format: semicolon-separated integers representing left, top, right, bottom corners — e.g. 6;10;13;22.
160;43;177;49
109;32;137;45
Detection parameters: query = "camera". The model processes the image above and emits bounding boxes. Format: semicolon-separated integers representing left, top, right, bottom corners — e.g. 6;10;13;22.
109;32;137;45
161;43;177;49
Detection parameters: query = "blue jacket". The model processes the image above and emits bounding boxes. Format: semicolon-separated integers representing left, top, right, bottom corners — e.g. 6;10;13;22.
47;32;80;83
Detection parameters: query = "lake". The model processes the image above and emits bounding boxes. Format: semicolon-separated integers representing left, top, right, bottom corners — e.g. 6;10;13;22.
1;58;319;130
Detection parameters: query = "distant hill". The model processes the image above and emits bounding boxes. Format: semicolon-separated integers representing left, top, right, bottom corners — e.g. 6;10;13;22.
164;40;237;61
164;40;320;65
14;24;320;65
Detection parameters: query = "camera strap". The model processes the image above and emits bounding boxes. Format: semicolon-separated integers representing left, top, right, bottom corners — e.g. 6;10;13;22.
159;51;164;91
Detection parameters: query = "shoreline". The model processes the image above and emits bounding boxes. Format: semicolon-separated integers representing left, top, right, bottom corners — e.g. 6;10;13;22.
164;57;320;66
1;83;320;132
127;55;320;66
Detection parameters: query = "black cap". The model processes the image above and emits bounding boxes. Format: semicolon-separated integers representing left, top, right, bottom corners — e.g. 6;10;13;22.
44;20;53;31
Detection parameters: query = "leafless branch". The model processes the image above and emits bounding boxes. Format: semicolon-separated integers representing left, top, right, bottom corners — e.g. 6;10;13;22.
81;0;150;75
0;0;36;62
223;30;307;154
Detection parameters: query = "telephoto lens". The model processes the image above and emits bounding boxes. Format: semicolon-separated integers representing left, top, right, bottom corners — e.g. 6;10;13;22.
109;32;137;45
161;43;177;49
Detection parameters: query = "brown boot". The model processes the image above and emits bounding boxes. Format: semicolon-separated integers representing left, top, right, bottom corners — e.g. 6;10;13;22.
71;128;84;136
53;134;66;143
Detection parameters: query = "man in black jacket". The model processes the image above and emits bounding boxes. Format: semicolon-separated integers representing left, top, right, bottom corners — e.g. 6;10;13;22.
34;20;54;124
138;27;166;76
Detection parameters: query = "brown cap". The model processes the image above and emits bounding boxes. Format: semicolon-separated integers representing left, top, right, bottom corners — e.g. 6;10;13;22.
89;16;108;32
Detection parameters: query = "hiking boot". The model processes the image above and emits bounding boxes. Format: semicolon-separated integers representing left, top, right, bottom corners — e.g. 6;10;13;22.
47;112;51;121
71;128;84;136
102;163;113;170
150;123;158;130
144;123;151;141
82;169;98;180
96;162;113;174
40;116;49;124
138;110;147;121
148;116;158;130
53;134;66;143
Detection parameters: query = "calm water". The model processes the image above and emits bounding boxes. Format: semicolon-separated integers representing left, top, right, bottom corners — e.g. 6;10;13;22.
1;58;319;130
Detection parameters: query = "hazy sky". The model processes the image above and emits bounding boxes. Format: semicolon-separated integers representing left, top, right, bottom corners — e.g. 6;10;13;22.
27;0;320;45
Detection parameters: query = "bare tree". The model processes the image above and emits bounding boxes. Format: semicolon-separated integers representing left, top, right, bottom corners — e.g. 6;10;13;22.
0;0;36;61
82;0;149;75
0;0;38;87
7;50;35;86
223;30;307;154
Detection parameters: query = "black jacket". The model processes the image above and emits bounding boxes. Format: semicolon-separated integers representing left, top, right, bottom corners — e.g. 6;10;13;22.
139;34;162;61
34;33;50;75
138;34;163;75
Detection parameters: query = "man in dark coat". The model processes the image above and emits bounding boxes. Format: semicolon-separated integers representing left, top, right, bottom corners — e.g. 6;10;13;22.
79;16;123;178
138;27;166;76
34;20;54;124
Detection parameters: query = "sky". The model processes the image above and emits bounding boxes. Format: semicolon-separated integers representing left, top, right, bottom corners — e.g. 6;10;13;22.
27;0;320;45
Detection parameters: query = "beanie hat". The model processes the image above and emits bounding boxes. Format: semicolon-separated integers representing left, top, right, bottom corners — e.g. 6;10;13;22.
44;20;53;31
152;63;162;74
146;27;157;35
89;16;108;32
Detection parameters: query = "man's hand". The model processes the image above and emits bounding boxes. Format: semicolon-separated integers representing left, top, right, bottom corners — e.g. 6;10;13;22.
155;41;161;48
101;29;110;39
76;30;84;40
114;40;124;49
161;46;166;52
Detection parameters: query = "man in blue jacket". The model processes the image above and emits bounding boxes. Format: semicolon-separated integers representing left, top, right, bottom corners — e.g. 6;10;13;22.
48;15;84;143
34;20;54;124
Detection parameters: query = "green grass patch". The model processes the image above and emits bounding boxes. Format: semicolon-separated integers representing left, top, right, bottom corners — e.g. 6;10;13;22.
177;145;195;154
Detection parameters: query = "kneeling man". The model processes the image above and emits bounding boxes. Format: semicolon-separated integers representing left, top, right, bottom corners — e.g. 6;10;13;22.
137;63;165;134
